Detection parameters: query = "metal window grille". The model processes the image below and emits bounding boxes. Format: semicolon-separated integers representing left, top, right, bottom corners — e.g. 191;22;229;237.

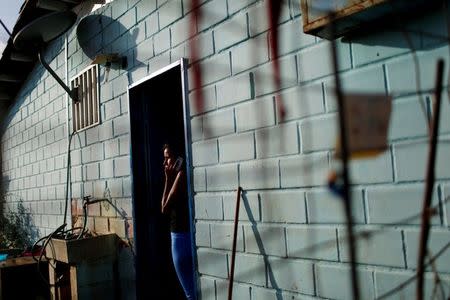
70;65;100;132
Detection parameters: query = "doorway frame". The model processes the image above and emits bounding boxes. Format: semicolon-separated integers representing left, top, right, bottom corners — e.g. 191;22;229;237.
127;58;197;298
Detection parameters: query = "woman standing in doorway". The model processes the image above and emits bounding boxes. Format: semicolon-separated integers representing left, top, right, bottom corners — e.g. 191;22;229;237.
161;143;195;300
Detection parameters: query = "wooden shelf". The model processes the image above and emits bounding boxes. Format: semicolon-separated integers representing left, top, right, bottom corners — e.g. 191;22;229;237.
301;0;443;39
0;256;49;300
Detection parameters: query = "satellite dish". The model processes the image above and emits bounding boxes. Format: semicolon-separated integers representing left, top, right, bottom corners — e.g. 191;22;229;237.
13;11;78;101
14;11;77;50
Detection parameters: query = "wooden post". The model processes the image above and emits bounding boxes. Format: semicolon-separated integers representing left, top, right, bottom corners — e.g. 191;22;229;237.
227;187;242;300
48;259;58;300
70;266;78;300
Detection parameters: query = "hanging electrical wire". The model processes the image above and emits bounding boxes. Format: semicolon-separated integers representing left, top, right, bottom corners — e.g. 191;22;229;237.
28;125;134;287
0;18;12;37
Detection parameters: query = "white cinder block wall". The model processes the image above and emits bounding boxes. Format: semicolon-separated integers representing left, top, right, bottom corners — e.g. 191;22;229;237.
1;0;450;299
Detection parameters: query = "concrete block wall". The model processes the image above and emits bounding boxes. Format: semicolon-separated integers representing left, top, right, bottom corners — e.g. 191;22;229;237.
1;42;68;237
1;1;137;298
184;0;450;299
1;0;450;299
64;1;135;243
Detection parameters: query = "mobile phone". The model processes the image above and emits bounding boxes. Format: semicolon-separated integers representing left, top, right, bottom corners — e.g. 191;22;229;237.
174;157;183;172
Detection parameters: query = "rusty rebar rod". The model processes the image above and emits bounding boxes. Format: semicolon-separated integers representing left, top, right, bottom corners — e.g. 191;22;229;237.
416;59;445;300
228;186;242;300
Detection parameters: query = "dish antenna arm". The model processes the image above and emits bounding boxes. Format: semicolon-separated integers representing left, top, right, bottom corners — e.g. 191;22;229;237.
38;47;78;102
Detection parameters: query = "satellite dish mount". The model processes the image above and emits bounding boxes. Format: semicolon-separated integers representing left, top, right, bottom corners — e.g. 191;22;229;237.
13;11;78;102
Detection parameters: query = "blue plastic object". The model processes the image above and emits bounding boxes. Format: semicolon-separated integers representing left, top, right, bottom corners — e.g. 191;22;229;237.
0;254;8;261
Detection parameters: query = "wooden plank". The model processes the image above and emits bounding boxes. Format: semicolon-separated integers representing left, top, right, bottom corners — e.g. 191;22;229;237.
48;259;58;300
0;256;38;268
70;266;78;300
45;234;118;264
301;0;442;39
301;0;387;33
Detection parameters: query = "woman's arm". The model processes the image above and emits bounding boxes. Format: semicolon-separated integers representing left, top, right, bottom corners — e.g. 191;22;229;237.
162;170;183;213
161;175;171;213
161;164;176;212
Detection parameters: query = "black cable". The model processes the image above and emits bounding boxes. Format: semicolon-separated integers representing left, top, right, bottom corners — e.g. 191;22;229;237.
35;223;66;286
32;225;87;286
61;227;84;239
31;235;48;263
0;18;12;37
32;123;136;281
63;131;77;226
30;128;79;286
78;195;136;258
78;200;88;240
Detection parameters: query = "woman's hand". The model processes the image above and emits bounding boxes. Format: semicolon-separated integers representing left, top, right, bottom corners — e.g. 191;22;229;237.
164;163;177;182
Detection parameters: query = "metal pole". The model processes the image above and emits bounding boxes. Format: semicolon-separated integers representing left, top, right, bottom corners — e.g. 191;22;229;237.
38;47;77;102
416;59;445;300
228;186;242;300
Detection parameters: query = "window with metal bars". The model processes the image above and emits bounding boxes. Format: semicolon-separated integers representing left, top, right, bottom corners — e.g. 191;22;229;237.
70;65;100;132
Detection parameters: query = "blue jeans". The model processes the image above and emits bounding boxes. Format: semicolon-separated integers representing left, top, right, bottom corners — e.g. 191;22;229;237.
171;232;195;300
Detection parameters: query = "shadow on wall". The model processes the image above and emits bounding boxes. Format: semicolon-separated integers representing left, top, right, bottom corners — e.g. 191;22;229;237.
76;13;143;73
343;4;450;51
241;191;283;300
0;9;66;134
0;105;9;134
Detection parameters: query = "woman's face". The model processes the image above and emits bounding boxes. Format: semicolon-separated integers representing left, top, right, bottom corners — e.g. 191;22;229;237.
163;148;173;169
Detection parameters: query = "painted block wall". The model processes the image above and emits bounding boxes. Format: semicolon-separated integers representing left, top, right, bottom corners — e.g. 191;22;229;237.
1;40;69;238
0;0;450;299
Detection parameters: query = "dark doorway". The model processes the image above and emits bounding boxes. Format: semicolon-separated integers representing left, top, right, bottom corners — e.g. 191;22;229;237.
128;61;193;300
